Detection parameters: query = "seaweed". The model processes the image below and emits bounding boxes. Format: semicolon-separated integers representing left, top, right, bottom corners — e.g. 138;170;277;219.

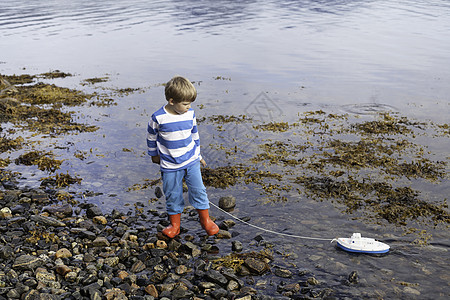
15;150;63;172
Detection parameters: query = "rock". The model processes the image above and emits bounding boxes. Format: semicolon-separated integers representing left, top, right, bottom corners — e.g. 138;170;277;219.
131;260;146;273
35;267;57;283
91;236;110;247
13;255;43;270
215;229;232;239
145;284;159;297
175;265;189;275
0;245;14;259
31;192;50;204
55;248;72;259
232;241;243;252
403;286;420;295
172;287;194;299
205;269;228;286
307;277;320;285
55;265;72;276
105;257;120;267
155;187;163;198
93;216;107;225
30;215;66;227
104;288;127;300
219;219;236;230
227;280;240;291
42;203;73;218
348;271;358;284
274;267;293;278
156;240;167;249
65;272;78;282
244;258;269;275
254;234;264;242
236;296;252;300
218;196;236;211
211;287;228;299
80;230;97;240
182;242;201;257
86;205;102;218
0;207;12;218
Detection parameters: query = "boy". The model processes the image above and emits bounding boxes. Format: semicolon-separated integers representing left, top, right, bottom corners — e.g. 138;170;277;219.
147;76;219;238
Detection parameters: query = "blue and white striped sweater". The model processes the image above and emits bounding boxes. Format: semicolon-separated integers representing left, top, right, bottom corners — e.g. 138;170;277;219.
147;106;202;171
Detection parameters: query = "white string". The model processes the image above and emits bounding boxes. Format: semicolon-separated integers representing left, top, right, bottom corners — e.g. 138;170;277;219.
210;201;333;242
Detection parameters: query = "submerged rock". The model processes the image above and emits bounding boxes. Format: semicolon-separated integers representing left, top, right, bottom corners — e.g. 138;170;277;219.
219;195;236;212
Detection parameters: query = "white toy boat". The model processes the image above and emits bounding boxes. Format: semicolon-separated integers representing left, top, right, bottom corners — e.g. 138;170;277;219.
333;233;390;254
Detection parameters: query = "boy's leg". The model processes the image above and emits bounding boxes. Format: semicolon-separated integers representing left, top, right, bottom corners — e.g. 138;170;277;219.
185;162;219;236
161;170;185;215
161;170;185;238
184;161;209;210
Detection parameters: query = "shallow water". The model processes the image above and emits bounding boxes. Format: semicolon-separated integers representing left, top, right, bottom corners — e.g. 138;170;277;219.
1;0;449;298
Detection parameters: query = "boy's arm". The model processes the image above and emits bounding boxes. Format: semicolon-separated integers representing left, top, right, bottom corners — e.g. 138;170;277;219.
147;117;159;160
192;113;202;161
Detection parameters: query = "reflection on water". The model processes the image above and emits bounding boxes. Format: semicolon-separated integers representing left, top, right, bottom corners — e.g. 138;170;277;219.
1;0;449;298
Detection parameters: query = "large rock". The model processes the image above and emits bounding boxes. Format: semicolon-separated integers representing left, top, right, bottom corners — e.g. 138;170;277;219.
13;255;43;270
218;196;236;212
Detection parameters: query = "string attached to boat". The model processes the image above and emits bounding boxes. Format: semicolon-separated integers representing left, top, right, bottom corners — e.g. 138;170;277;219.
210;201;333;242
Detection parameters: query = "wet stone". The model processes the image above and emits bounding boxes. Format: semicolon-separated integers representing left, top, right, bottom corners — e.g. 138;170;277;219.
42;203;73;218
274;267;293;278
130;260;146;273
54;248;72;259
31;192;50;204
55;264;71;276
348;271;358;284
205;269;228;286
91;236;110;247
218;196;236;211
216;229;232;239
244;258;269;275
232;241;243;252
155;186;163;198
86;204;102;218
0;207;12;218
30;215;66;227
307;277;320;285
79;230;97;241
13;255;43;270
172;287;194;299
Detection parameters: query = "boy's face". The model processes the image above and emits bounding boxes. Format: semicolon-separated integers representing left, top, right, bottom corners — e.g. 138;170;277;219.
168;99;192;115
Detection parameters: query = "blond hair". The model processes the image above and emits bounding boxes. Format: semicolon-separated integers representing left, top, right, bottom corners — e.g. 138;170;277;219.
165;76;197;103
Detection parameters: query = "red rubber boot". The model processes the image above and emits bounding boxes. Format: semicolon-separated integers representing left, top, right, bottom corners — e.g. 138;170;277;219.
162;213;181;238
197;209;219;236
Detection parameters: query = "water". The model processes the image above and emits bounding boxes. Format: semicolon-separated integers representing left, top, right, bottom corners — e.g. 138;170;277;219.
1;0;449;298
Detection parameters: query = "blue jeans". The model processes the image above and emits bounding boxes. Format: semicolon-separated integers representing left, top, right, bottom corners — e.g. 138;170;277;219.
161;161;209;215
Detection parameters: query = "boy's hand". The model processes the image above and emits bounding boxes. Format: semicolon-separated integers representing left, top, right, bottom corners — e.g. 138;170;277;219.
151;155;160;164
200;158;207;167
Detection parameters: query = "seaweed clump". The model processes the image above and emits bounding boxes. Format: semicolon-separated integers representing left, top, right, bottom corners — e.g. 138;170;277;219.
41;172;82;188
212;249;272;273
15;150;63;172
295;176;449;226
201;165;250;188
0;74;98;135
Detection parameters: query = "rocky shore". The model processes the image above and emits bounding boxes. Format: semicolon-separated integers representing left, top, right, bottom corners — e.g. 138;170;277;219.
0;181;338;300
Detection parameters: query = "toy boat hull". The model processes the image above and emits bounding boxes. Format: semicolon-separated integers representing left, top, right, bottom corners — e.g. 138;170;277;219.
335;233;390;254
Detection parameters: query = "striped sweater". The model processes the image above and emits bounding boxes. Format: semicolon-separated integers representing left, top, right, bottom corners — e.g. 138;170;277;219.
147;106;202;171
